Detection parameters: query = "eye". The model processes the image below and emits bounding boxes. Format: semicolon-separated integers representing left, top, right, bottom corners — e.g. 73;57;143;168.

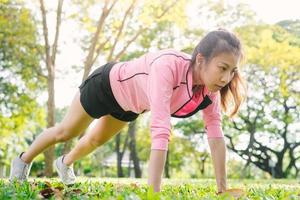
219;66;227;71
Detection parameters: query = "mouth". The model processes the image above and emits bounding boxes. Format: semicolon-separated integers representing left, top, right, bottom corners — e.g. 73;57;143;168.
215;84;223;89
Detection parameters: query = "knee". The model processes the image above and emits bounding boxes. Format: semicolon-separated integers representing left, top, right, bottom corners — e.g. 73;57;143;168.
54;125;72;143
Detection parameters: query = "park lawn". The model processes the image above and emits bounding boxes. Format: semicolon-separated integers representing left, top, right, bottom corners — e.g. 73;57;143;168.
0;178;299;199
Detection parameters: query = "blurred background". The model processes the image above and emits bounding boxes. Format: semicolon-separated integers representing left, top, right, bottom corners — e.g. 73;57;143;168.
0;0;299;180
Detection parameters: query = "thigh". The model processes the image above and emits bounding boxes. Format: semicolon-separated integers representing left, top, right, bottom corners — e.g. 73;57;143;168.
85;115;128;145
59;91;94;137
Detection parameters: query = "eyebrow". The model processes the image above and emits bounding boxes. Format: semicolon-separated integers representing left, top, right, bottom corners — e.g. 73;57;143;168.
221;62;237;70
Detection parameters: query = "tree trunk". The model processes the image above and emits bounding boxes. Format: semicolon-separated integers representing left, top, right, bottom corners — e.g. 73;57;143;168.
39;0;63;177
0;162;5;178
128;152;132;177
62;140;73;155
128;121;142;178
274;164;285;178
115;133;124;177
43;72;55;176
200;154;207;175
164;150;170;178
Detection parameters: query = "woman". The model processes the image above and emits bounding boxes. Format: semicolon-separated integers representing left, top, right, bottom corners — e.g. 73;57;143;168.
10;29;246;194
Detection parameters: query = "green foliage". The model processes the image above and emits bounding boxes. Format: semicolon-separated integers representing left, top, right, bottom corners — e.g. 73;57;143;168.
174;116;205;137
191;1;256;29
236;25;300;71
277;19;300;38
171;116;212;178
136;116;151;162
69;0;189;65
218;24;300;178
0;178;299;199
0;0;46;173
224;64;299;178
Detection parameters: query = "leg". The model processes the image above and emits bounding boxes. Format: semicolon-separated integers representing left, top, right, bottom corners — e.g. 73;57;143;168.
63;115;127;166
21;91;94;163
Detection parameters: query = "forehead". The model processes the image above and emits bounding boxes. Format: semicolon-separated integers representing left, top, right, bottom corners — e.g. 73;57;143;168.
212;52;240;68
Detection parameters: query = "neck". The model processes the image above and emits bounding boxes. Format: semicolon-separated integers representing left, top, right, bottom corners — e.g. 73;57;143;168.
191;64;204;87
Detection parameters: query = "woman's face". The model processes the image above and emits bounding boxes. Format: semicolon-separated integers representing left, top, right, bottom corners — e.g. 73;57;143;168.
193;52;239;92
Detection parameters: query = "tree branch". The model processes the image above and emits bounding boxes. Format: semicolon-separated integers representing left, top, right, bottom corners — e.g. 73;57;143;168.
156;0;178;18
225;134;239;153
284;147;298;176
114;28;145;60
107;0;118;14
107;0;136;61
114;0;179;60
90;36;111;68
51;0;64;66
232;121;243;131
83;0;117;79
39;0;51;71
253;138;279;155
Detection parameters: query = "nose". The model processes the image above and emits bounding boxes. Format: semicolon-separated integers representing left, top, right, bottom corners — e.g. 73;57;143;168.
221;71;233;84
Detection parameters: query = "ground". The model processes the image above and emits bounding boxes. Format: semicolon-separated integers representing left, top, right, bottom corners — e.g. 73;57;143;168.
0;178;299;199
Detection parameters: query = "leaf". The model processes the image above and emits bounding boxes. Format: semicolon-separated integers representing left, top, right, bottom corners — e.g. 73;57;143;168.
71;188;82;194
54;186;64;191
39;188;54;198
44;181;52;188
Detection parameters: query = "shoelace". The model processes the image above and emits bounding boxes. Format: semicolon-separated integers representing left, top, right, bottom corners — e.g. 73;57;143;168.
66;166;75;179
21;164;29;180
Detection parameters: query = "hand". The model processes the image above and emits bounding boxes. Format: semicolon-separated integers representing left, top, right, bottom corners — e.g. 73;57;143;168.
217;188;245;199
148;149;167;192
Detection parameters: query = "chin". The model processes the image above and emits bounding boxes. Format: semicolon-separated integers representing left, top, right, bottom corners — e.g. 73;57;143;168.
208;87;220;93
207;88;215;92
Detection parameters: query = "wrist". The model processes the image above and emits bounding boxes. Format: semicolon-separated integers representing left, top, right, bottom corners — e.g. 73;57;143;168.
216;177;227;192
148;150;167;192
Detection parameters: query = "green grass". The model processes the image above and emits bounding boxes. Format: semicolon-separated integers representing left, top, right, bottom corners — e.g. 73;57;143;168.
0;178;299;199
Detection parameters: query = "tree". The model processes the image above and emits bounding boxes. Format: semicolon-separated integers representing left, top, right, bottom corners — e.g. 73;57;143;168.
114;120;141;178
225;65;299;178
39;0;64;176
0;0;46;176
128;121;142;178
191;0;256;29
277;19;300;37
115;129;128;177
224;25;300;178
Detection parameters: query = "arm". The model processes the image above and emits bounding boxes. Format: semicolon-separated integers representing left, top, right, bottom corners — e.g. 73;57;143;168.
208;137;227;193
202;92;226;192
147;55;175;192
148;149;168;192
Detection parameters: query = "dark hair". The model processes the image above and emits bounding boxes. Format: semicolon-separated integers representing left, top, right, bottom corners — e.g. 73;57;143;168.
191;29;247;117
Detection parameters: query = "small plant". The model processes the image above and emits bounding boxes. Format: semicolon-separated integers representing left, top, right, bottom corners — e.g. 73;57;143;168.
0;178;299;200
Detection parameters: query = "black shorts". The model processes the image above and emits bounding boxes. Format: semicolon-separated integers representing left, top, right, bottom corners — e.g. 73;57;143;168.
79;62;139;122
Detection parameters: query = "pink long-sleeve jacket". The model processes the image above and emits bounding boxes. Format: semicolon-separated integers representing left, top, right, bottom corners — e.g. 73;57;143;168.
109;49;224;150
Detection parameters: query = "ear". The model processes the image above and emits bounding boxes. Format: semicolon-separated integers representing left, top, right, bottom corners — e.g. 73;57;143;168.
196;53;205;65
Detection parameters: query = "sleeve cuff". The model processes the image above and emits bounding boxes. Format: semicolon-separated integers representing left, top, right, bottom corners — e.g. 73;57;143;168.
151;138;169;151
206;125;224;138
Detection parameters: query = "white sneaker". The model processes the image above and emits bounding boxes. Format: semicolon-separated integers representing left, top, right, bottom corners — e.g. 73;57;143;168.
54;155;76;185
9;152;32;182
